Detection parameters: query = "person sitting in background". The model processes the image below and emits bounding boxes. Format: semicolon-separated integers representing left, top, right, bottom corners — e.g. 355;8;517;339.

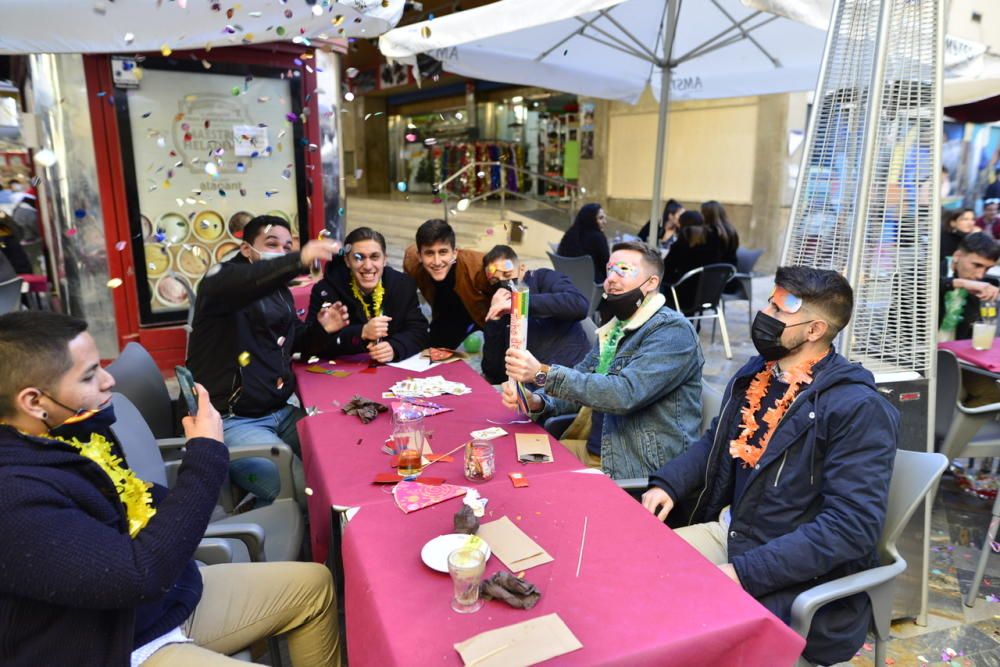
642;267;898;667
661;210;724;311
701;200;740;267
188;215;347;507
939;232;1000;342
0;212;32;274
306;227;428;364
940;232;1000;406
504;242;703;478
480;245;590;386
976;198;1000;237
638;199;685;255
557;203;610;283
404;219;491;349
0;311;340;667
940;207;977;260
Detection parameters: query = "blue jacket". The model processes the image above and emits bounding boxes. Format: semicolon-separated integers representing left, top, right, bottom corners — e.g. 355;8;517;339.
0;425;229;666
650;351;899;665
533;293;704;479
481;268;591;385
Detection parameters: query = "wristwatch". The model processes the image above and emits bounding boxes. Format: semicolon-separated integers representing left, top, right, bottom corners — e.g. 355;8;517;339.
533;364;552;387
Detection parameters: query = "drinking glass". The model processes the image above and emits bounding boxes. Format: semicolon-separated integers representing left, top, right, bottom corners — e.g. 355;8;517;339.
392;409;425;477
448;547;486;613
972;321;996;350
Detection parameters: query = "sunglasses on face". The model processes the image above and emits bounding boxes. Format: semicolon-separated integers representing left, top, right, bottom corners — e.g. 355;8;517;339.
486;259;515;279
350;251;382;263
606;261;640;278
768;286;803;314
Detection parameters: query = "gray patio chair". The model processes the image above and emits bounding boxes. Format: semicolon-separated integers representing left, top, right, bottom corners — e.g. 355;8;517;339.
934;349;1000;462
547;251;602;321
790;449;947;666
110;392;304;563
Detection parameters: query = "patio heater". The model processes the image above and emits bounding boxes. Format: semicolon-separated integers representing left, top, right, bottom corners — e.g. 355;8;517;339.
780;0;944;623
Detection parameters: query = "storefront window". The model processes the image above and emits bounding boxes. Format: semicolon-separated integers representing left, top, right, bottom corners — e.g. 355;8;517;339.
115;60;308;325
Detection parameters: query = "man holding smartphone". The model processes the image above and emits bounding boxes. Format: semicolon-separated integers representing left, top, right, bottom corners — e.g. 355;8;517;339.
188;215;349;507
0;311;340;666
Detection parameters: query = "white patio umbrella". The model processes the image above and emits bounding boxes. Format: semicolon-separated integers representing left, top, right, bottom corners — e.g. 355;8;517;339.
380;0;829;242
747;0;1000;107
0;0;404;55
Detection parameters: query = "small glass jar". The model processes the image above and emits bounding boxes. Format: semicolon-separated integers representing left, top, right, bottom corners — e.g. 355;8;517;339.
464;439;495;482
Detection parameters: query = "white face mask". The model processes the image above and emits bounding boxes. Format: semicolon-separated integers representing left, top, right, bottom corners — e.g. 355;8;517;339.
250;246;285;262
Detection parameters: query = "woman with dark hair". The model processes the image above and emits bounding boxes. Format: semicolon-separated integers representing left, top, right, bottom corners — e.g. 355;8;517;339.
557;203;610;282
638;199;685;253
700;200;739;266
661;210;724;311
306;226;428;363
941;207;976;259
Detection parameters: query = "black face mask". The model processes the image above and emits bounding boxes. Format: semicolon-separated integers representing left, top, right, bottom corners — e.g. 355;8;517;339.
488;279;514;295
597;278;651;323
750;311;814;361
42;392;117;441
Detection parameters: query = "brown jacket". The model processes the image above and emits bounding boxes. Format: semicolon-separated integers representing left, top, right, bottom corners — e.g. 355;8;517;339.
403;245;490;328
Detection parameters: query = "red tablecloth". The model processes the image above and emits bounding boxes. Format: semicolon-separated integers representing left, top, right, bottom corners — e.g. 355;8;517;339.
294;357;585;563
342;470;806;666
939;339;1000;373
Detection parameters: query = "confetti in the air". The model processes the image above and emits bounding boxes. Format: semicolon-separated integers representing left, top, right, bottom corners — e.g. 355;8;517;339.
107;278;123;289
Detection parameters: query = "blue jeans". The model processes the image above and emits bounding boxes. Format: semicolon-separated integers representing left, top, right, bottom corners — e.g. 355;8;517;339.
223;403;305;504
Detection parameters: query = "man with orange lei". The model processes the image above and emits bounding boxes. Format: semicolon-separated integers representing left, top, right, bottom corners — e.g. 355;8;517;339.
641;267;899;667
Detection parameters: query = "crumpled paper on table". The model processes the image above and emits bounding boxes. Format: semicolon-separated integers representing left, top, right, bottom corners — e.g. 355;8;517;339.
341;395;388;424
479;571;541;609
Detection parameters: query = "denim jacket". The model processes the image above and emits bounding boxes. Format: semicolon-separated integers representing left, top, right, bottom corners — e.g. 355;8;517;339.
532;292;704;479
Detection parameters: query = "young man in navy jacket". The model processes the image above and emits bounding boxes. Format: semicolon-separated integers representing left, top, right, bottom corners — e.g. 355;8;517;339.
642;266;899;666
0;311;339;666
479;244;590;385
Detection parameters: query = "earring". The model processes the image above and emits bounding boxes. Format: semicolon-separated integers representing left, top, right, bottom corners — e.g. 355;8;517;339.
41;412;47;419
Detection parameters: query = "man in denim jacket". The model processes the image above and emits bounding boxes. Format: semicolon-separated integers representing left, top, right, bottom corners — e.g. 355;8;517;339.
642;267;899;666
504;241;703;479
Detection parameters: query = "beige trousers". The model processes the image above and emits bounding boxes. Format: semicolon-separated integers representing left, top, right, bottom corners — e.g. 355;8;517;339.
144;561;340;667
673;506;731;565
561;438;603;469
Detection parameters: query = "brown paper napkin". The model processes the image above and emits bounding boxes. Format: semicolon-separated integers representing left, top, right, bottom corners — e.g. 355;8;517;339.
454;613;582;666
515;433;553;463
477;516;553;571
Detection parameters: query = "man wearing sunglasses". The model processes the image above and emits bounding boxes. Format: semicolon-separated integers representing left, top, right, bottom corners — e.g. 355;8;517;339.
641;266;899;666
504;241;703;479
479;245;590;386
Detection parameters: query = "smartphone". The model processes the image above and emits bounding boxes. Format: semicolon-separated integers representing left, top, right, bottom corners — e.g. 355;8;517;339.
174;366;199;417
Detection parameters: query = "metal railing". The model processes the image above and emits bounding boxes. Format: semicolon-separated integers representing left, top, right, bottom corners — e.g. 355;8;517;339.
436;161;582;225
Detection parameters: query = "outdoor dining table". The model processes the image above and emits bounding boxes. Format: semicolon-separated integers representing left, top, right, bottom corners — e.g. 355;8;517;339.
341;467;806;666
939;338;1000;376
294;356;586;565
293;355;806;666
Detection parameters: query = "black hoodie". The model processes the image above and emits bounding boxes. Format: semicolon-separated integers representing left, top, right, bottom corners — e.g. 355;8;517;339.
188;251;323;417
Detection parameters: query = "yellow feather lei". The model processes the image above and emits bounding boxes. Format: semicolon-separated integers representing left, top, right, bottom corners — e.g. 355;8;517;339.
350;276;385;320
51;432;157;537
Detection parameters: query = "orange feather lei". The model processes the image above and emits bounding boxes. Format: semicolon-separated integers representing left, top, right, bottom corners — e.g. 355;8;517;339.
729;356;822;468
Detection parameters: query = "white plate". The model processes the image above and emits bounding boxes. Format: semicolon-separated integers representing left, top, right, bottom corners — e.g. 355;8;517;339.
421;533;491;573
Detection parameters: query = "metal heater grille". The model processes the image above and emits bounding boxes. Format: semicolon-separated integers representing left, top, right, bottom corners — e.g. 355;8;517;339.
783;0;940;376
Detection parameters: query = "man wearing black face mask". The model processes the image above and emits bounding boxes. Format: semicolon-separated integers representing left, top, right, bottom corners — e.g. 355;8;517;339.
505;242;703;479
641;266;899;667
479;245;590;385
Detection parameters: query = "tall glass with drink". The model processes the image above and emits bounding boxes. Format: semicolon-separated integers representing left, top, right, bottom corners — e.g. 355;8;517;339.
392;408;425;477
448;546;486;613
973;300;998;350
